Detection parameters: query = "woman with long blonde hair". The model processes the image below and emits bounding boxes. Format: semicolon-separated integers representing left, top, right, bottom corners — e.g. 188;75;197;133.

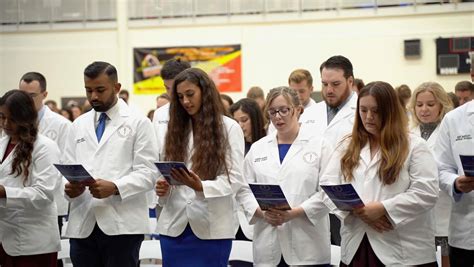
321;81;439;266
409;81;453;267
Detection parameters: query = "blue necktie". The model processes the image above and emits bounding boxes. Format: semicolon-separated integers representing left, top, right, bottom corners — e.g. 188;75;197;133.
96;113;107;142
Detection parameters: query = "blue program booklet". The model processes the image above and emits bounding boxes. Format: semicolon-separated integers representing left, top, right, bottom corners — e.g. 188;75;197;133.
53;164;95;186
154;161;189;185
249;183;291;211
460;155;474;177
320;184;365;211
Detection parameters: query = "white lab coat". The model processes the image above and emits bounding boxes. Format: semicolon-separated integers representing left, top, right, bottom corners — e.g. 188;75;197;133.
321;134;439;266
434;101;474;250
304;98;316;109
411;125;451;237
63;99;158;238
39;105;72;216
0;135;61;256
244;125;331;266
149;103;171;210
157;116;255;239
152;102;170;152
304;92;357;145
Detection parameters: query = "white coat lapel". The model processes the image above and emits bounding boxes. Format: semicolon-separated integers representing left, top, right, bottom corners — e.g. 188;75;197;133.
96;102;129;150
411;125;421;137
327;94;357;130
468;101;474;128
0;137;13;167
84;111;99;145
280;128;308;169
268;132;281;168
360;143;380;176
426;125;440;149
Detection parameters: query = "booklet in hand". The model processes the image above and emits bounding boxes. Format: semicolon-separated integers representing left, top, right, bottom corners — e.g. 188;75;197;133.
249;183;291;211
460;155;474;177
154;161;189;185
53;164;95;186
321;184;364;211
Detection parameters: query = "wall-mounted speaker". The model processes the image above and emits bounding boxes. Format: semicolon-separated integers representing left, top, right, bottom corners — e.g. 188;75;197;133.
404;39;421;58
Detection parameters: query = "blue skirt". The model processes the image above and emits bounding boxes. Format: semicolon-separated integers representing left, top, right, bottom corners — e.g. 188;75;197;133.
160;225;232;267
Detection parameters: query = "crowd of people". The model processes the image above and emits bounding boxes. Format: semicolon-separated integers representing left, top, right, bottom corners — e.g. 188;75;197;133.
0;55;473;267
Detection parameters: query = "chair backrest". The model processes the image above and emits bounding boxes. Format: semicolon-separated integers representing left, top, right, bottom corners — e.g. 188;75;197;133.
229;240;253;263
58;239;70;261
331;245;341;266
139;240;162;260
436;245;441;267
61;220;68;238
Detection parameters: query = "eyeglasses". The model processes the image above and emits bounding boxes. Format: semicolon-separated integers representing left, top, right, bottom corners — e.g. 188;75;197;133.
268;107;292;118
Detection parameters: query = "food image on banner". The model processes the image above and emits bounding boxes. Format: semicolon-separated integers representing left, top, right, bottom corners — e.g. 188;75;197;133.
133;45;241;95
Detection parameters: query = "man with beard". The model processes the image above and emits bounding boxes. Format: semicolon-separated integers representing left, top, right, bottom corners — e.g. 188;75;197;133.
305;55;357;143
305;55;358;246
63;61;158;267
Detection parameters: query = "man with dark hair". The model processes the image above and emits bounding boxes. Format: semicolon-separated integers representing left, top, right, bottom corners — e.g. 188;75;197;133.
454;80;474;106
160;58;192;93
307;55;358;246
64;61;158;267
153;58;191;148
19;71;72;247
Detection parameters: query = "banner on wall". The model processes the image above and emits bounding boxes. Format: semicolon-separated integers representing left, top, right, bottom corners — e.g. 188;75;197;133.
133;44;241;95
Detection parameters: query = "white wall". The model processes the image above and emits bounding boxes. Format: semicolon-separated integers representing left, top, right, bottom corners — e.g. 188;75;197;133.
0;4;472;115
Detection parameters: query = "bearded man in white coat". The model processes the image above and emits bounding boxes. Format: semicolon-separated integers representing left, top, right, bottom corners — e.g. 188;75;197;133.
303;55;358;246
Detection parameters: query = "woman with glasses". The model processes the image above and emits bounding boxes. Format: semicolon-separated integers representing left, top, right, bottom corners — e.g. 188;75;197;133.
243;86;331;266
321;82;438;266
0;90;61;267
155;68;254;267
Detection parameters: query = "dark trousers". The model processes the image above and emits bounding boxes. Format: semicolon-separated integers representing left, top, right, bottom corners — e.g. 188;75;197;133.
330;213;341;246
450;245;474;267
57;216;64;267
0;245;57;267
70;224;144;267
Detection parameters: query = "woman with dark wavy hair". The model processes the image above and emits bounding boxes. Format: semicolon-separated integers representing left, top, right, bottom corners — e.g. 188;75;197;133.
155;68;253;266
229;98;266;246
230;98;266;155
321;82;439;266
0;90;61;267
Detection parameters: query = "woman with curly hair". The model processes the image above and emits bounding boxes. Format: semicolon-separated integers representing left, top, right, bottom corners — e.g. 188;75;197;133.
0;90;61;267
155;68;254;266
